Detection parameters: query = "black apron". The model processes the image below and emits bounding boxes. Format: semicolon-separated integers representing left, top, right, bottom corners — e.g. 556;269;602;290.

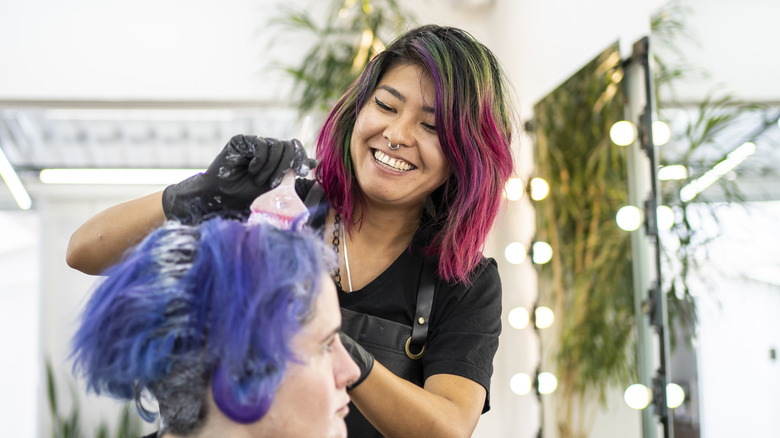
303;182;435;437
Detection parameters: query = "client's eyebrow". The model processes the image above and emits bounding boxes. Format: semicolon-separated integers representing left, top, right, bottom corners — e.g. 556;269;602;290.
320;326;340;344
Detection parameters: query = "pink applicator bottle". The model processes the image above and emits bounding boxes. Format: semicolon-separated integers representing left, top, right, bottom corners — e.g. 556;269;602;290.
246;118;314;230
246;169;308;230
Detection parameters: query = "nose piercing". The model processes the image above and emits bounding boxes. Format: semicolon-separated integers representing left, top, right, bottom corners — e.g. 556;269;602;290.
388;139;399;150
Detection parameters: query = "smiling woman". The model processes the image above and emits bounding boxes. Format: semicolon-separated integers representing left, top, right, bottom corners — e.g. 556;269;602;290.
66;24;517;438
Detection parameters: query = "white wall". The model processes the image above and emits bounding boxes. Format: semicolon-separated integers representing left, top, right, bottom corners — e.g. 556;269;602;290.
0;212;40;436
688;201;780;438
655;0;780;104
0;0;300;102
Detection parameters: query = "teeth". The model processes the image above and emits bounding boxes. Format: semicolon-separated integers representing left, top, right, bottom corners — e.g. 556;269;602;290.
373;149;415;171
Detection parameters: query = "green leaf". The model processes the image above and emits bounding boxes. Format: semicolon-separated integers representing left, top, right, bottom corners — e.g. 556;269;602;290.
45;359;58;420
263;0;417;116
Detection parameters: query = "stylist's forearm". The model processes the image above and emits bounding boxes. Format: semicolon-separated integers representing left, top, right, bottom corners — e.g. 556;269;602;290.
66;191;166;275
349;362;485;438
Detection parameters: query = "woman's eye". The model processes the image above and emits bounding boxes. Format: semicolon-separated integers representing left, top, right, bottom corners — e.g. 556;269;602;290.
422;122;437;132
323;338;336;354
374;97;393;112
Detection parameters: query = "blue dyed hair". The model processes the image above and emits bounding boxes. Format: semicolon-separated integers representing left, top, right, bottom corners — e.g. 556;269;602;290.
70;217;334;433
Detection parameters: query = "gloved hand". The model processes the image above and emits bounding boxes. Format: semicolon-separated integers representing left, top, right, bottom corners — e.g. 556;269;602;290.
162;135;317;223
339;331;374;390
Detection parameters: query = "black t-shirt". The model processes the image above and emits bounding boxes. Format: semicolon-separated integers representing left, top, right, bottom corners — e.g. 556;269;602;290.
340;247;502;410
297;178;502;410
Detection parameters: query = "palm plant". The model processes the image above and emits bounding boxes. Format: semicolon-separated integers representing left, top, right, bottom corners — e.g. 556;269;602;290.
46;358;145;438
266;0;416;116
532;42;635;438
652;1;765;344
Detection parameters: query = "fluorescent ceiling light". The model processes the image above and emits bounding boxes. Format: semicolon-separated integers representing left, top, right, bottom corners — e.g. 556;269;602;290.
39;168;204;185
43;109;236;121
679;142;756;202
0;146;32;210
658;165;688;181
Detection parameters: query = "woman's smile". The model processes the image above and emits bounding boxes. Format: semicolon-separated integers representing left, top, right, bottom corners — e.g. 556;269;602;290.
372;149;416;172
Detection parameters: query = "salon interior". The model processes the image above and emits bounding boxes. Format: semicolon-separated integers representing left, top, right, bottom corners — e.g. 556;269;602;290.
1;0;778;437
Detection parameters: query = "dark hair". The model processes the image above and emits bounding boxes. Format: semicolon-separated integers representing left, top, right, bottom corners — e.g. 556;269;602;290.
316;24;515;283
70;218;334;434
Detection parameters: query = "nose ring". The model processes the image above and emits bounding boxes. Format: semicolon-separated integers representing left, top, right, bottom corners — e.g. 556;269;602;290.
388;139;400;150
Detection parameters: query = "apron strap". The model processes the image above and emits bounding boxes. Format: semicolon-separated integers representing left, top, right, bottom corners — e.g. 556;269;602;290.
311;178;435;360
407;257;435;359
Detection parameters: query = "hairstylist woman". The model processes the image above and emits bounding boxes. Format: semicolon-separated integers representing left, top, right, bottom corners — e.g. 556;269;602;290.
67;25;516;437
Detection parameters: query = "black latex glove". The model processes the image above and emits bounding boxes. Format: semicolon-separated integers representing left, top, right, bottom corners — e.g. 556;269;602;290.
339;331;375;390
162;134;317;223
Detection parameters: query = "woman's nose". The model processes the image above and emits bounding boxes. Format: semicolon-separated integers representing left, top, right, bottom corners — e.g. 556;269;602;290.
384;117;415;149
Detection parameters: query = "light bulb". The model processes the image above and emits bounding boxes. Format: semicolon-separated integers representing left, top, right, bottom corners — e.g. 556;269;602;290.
666;383;685;409
653;121;671;146
537;372;558;394
532;241;553;264
534;306;554;329
510;373;532;395
624;383;652;409
530;178;550;201
505;178;525;201
508;307;530;329
504;242;527;265
610;121;637;146
616;205;643;231
657;205;674;230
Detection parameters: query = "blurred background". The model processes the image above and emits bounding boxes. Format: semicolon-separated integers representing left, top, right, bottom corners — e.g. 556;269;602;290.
1;0;778;437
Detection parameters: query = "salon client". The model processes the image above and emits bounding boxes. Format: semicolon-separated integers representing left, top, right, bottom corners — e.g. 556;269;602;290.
71;218;360;437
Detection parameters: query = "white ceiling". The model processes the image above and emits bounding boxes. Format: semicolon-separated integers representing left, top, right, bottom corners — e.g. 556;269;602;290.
0;101;304;209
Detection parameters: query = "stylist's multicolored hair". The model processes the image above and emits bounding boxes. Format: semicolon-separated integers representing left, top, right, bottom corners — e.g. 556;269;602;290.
70;217;334;434
316;24;516;284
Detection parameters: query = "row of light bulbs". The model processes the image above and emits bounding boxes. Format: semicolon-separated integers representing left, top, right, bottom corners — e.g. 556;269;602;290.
624;382;686;410
610;120;671;147
504;241;552;265
501;127;578;399
503;119;684;405
505;177;550;202
508;371;687;411
502;119;678;264
508;306;554;330
500;204;670;269
613;119;688;410
510;371;559;395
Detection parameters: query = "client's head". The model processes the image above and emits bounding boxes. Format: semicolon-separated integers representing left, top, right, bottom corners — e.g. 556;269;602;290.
71;217;359;437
